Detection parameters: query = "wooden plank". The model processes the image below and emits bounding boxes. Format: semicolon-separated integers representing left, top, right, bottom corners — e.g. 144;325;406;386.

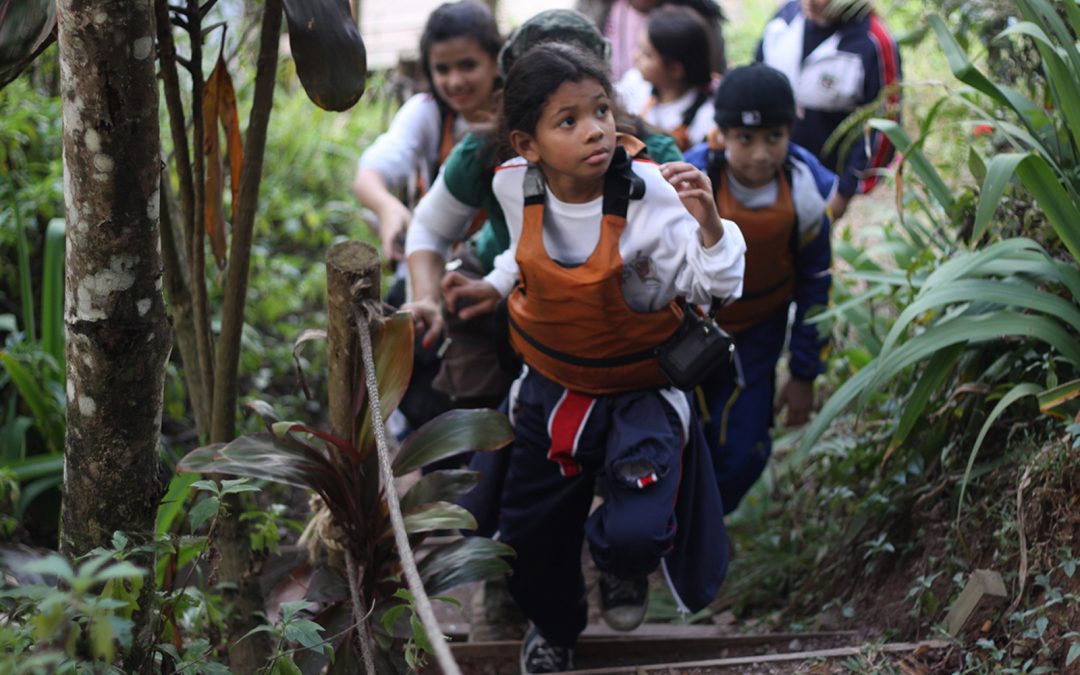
944;569;1007;636
561;640;951;674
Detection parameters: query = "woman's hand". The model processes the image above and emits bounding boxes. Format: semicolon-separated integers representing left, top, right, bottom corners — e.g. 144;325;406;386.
400;296;444;350
660;162;724;247
441;272;501;321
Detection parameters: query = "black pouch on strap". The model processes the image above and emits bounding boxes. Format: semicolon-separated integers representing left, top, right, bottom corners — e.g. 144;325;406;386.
656;306;735;391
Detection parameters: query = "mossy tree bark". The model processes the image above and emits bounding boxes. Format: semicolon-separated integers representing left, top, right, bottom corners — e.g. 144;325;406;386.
57;0;171;668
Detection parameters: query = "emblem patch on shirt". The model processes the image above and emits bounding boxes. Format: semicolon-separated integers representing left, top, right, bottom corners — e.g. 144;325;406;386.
624;253;659;285
819;73;837;92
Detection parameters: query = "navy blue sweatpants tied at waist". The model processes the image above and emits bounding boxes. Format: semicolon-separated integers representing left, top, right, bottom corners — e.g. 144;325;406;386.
477;367;729;649
700;308;788;514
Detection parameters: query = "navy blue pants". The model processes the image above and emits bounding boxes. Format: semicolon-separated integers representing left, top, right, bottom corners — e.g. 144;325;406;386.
496;369;688;648
700;309;787;514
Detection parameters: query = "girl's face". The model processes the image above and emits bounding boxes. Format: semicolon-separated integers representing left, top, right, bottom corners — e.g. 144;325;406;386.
723;126;790;188
511;78;617;203
633;30;680;91
428;36;499;122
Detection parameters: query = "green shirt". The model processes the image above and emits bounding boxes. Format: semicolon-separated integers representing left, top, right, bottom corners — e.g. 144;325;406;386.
442;131;685;272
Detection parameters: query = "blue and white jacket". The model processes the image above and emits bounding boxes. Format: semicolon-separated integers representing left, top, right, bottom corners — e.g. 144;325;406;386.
685;141;834;381
756;1;901;197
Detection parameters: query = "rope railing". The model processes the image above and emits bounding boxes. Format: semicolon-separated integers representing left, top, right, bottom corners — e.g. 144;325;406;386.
355;301;463;675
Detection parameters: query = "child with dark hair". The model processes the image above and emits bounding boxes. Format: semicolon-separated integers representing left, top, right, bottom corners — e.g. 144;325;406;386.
352;0;502;264
617;5;716;151
684;63;835;513
441;42;744;673
756;0;901;219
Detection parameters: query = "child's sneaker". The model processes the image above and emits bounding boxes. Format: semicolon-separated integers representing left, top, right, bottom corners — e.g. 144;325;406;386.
519;623;573;673
599;571;648;631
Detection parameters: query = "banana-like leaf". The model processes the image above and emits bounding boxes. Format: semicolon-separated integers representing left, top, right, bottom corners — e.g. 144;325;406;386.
1037;378;1080;419
0;0;55;90
392;409;513;476
802;311;1080;453
282;0;367;111
401;501;476;534
399;469;481;515
956;382;1042;524
418;537;515;596
356;312;414;455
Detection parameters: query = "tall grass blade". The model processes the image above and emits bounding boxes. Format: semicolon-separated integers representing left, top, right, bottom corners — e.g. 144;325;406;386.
1014;156;1080;265
972;153;1026;243
955;382;1042;525
1036;378;1080;418
41;218;65;368
0;353;63;454
14;206;36;343
868;119;954;212
889;343;964;450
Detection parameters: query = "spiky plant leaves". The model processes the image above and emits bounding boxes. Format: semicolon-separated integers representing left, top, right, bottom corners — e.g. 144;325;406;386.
355;312;414;456
1036;379;1080;419
392;408;514;476
418;537;515;596
281;0;366;111
401;501;476;534
972;153;1027;243
399;470;480;514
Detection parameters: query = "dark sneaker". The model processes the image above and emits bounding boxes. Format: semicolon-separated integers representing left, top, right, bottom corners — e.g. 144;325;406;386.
599;572;648;631
520;623;573;673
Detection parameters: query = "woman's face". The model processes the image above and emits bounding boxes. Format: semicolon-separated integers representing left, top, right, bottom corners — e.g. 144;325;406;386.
428;36;499;122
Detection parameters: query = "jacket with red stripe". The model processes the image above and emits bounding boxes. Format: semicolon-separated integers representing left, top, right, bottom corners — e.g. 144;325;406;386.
756;1;901;197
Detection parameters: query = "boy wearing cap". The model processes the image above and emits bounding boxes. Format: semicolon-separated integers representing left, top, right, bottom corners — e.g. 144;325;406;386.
685;63;835;513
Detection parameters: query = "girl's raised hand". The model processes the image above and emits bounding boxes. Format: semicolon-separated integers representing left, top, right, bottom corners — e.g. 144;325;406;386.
441;271;502;321
660;162;724;247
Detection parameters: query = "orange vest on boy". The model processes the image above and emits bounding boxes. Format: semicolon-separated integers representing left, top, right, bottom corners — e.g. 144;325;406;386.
507;138;683;395
711;166;797;334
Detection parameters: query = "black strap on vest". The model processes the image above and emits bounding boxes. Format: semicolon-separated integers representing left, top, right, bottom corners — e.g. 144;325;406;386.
681;89;710;130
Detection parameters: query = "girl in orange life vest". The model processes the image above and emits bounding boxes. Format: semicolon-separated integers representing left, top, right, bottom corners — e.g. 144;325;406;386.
441;43;744;673
615;5;716;152
351;1;501;265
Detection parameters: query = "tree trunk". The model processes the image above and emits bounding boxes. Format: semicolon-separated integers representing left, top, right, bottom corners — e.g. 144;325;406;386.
57;0;171;668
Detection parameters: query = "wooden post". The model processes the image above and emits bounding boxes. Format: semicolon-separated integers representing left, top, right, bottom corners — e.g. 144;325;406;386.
326;241;381;443
944;569;1007;636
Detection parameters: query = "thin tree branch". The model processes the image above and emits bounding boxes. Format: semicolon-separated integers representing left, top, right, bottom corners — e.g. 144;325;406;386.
209;0;281;442
199;0;221;18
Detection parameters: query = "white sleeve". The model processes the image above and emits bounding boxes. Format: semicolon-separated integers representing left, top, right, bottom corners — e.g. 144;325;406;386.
358;94;440;190
688;99;717;148
405;173;481;257
615;68;652;115
482;162;527;297
623;163;745;309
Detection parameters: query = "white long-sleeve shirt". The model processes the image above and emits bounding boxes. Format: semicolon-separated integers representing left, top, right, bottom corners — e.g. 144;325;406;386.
485;156;746;312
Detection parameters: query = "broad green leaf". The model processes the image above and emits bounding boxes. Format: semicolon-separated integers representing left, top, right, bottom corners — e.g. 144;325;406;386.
402;501;476;534
399;469;480;514
284;618;326;653
23;555;74;582
418;537;515;596
972;153;1026;243
962;382;1039;529
999;20;1080;150
272;655;303;675
188;496;219;533
90;614;115;663
393;409;513;476
91;561;146;583
156;472;199;536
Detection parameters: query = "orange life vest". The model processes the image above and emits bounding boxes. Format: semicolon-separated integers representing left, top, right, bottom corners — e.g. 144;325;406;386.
416;111;487;236
507;139;683;395
710;164;797;334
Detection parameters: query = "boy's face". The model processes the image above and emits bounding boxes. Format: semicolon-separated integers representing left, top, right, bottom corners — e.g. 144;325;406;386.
722;126;790;189
800;0;833;25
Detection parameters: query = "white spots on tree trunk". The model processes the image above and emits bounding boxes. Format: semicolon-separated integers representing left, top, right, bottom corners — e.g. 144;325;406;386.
93;10;107;25
137;298;152;316
75;255;139;321
78;395;97;417
84;128;101;153
93;154;114;173
67;379;75;402
133;37;153;60
147;186;160;221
